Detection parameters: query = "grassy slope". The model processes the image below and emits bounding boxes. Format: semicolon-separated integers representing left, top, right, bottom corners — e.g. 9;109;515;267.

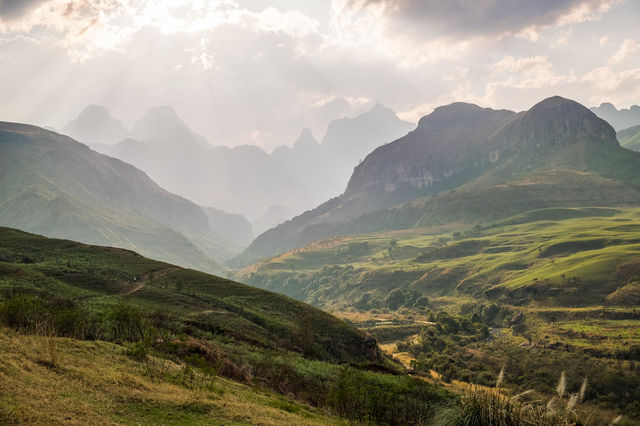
619;125;640;152
239;207;640;309
0;226;374;363
0;328;338;425
0;227;464;425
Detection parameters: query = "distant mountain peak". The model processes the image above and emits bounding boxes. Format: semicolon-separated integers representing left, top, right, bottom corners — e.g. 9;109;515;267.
528;95;581;111
78;104;111;119
131;105;190;141
590;102;640;131
369;103;395;115
596;102;617;112
143;105;180;120
299;127;313;138
62;104;128;145
418;102;505;128
507;95;617;149
293;127;319;150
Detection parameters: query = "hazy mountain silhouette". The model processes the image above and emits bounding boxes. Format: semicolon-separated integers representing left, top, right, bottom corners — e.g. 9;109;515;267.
251;204;295;236
271;104;415;207
96;106;308;222
271;128;323;204
203;206;254;248
237;96;640;265
0;121;235;273
62;105;128;146
591;102;640;131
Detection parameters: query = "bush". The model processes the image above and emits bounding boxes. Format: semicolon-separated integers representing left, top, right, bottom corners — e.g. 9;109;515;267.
443;389;576;426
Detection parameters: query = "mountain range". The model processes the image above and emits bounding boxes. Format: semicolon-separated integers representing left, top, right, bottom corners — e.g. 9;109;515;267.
0;121;236;273
236;96;640;266
590;102;640;131
67;106;306;228
63;103;414;235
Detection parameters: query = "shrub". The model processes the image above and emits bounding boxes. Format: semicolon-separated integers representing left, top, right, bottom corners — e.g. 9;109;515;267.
445;388;576;426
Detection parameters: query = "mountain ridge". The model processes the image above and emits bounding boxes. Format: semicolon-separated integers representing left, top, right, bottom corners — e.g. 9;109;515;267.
0;121;233;272
236;96;640;266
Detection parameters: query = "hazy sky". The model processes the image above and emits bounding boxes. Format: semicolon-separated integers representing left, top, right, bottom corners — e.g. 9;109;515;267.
0;0;639;149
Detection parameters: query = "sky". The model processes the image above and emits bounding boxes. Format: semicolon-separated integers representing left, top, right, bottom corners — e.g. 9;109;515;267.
0;0;639;150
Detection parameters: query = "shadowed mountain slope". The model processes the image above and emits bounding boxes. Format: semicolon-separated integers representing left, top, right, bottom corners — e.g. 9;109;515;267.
0;121;232;273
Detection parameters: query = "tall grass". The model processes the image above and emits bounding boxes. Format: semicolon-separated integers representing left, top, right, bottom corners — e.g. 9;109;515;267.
447;387;576;426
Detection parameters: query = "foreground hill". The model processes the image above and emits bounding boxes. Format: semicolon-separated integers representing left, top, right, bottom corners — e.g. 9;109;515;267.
0;330;341;425
237;96;640;265
0;121;234;273
0;226;376;361
0;227;462;425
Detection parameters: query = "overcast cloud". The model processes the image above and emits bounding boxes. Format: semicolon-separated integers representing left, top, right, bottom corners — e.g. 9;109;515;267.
0;0;638;149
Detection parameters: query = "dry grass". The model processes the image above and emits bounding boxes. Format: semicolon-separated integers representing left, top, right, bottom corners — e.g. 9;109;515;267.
0;328;339;425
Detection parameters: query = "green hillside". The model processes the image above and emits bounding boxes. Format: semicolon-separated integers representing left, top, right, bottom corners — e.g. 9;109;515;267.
0;329;341;425
238;206;640;309
619;125;640;152
0;121;237;274
0;227;463;425
0;226;376;362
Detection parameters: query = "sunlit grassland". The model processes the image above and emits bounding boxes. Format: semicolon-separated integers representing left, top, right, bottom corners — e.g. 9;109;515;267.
0;328;339;425
241;207;640;308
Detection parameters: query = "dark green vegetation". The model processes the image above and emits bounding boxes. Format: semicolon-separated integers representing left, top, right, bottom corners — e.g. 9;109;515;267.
236;96;640;266
405;310;640;421
0;121;248;274
239;207;640;310
235;96;640;423
618;125;640;152
0;226;466;425
239;206;640;423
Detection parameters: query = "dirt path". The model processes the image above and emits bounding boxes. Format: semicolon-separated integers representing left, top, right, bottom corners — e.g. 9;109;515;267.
122;283;144;295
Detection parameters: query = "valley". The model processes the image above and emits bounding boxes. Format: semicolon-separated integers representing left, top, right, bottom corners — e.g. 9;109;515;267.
238;206;640;421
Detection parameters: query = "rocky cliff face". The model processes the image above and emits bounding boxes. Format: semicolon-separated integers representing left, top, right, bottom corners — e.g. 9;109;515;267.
344;103;516;197
345;97;617;199
496;96;618;153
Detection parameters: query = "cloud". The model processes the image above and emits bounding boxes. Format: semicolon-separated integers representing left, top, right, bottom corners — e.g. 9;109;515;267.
608;38;639;65
581;66;640;91
490;55;575;89
0;0;48;20
346;0;617;40
0;0;637;152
